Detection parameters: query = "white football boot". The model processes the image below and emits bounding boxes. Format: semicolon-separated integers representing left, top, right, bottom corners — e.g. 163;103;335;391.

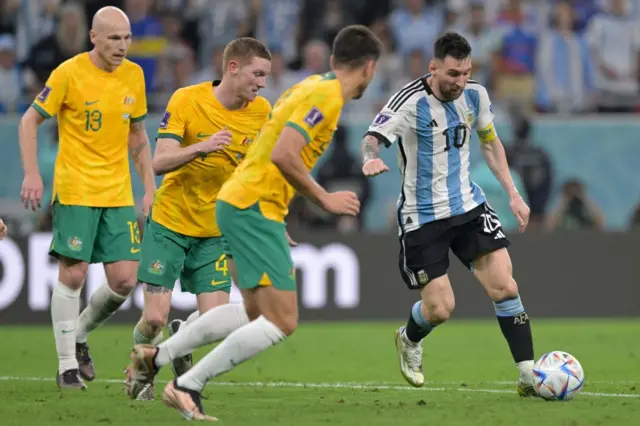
516;360;537;397
394;326;425;387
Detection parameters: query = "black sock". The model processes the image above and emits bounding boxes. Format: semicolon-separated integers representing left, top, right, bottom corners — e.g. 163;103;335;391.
494;295;534;363
405;301;436;343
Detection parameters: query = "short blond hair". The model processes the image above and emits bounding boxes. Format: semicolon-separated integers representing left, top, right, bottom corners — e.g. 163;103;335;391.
222;37;271;71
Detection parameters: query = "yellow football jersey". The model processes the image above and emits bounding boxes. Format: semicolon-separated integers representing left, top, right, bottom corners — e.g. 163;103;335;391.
217;72;343;223
32;52;147;207
152;81;271;237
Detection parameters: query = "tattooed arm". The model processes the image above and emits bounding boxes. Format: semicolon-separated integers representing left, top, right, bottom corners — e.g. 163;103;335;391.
361;134;389;176
129;120;156;215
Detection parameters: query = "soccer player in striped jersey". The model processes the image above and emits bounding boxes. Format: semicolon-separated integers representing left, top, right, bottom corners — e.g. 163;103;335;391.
361;32;537;397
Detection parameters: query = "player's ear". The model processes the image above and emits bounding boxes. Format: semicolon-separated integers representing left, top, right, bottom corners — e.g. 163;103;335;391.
365;60;377;79
329;55;336;70
428;59;437;75
89;30;97;45
227;60;239;76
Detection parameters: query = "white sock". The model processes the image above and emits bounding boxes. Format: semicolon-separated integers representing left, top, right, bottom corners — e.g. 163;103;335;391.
517;360;534;374
155;303;249;367
76;281;127;344
176;315;286;392
133;322;164;345
51;281;81;372
181;310;200;330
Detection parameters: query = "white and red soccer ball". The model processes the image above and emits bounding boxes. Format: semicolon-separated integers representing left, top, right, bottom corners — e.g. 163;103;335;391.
533;351;585;401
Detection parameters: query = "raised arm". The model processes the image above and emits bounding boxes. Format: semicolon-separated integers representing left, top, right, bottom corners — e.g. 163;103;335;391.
361;104;411;176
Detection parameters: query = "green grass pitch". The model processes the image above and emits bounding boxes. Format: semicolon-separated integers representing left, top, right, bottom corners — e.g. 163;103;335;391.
1;319;639;425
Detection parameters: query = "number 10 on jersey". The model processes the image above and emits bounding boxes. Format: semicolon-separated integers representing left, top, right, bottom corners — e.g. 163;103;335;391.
443;124;468;152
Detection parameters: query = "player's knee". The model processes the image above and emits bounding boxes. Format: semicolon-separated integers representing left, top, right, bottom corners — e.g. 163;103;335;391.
58;258;88;290
427;302;455;324
266;314;297;337
487;277;519;302
142;313;167;335
108;274;137;296
278;317;297;337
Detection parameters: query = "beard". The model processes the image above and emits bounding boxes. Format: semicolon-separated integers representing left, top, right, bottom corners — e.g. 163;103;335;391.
439;83;463;101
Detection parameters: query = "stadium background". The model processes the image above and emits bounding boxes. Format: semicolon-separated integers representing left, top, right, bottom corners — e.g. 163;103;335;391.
0;0;639;322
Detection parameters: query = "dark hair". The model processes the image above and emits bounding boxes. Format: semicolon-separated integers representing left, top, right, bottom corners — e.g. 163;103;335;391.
332;25;382;68
222;37;271;70
433;32;472;61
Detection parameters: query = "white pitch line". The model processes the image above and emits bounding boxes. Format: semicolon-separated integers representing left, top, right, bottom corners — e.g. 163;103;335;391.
0;376;638;399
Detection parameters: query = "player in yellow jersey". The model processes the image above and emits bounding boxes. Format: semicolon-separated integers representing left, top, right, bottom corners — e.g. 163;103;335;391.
127;38;272;401
125;25;382;420
18;7;156;390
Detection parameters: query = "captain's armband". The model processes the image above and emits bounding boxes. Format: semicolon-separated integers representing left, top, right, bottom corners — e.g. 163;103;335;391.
477;122;497;144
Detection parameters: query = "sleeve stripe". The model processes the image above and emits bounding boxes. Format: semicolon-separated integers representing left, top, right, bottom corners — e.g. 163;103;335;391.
388;79;422;111
285;122;312;144
130;113;147;123
156;132;183;143
31;103;51;119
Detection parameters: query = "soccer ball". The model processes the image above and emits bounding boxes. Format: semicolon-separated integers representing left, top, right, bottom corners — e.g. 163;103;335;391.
532;351;584;401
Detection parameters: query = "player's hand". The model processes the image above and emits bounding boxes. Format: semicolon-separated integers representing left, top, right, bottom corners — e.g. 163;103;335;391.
321;191;360;216
21;172;44;211
198;129;232;154
0;218;7;240
142;192;154;217
510;194;530;233
285;230;298;247
362;159;389;177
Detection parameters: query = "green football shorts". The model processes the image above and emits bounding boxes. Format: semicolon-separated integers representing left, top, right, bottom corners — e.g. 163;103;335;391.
216;200;296;291
49;202;141;264
136;217;231;295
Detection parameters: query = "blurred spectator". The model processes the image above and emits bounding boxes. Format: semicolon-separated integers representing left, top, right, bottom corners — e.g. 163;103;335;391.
154;43;196;110
359;18;403;113
22;2;88;96
494;0;537;104
15;0;59;63
155;0;207;61
559;0;600;33
197;0;251;69
0;34;22;112
153;10;192;107
255;0;301;65
535;0;595;114
389;0;442;59
545;179;605;231
0;0;19;35
405;48;427;82
585;0;640;113
301;0;354;47
505;112;554;227
458;1;502;89
259;48;299;105
291;39;329;82
125;0;166;92
629;200;640;229
190;45;224;84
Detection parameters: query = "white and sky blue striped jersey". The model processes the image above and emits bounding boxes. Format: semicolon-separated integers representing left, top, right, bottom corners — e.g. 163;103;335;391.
365;75;497;234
